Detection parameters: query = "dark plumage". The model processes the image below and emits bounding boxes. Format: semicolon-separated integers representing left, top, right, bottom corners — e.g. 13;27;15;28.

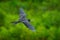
12;8;35;31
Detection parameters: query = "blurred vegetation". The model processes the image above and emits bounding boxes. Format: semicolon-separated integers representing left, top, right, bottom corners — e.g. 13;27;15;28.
0;0;60;40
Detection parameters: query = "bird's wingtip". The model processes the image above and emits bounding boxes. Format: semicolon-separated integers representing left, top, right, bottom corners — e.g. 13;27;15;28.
32;30;36;32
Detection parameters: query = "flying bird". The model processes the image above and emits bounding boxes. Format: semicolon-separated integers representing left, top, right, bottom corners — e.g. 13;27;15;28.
12;8;35;31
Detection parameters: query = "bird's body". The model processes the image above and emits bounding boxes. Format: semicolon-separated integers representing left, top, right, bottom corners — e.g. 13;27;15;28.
12;8;35;31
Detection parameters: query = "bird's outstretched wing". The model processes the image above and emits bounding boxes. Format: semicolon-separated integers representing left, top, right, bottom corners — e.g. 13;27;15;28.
22;20;35;31
19;8;26;19
12;8;26;24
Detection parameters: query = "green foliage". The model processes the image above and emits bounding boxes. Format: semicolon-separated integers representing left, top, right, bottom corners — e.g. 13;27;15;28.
0;0;60;40
0;12;5;26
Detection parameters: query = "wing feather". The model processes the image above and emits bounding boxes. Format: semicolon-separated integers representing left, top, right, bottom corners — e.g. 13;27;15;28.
23;21;35;31
19;8;26;18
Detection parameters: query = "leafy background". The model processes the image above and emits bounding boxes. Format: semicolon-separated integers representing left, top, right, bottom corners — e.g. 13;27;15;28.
0;0;60;40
